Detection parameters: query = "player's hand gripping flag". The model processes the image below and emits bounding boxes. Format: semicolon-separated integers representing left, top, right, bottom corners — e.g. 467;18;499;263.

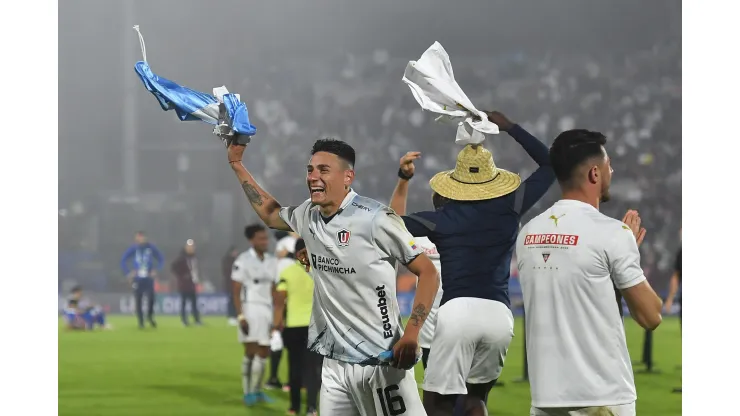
131;26;256;145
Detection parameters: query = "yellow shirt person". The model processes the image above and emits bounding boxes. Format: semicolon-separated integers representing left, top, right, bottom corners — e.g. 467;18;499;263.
272;238;322;415
274;261;314;328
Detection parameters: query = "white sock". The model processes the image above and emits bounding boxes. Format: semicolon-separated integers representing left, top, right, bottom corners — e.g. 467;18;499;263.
242;356;252;395
250;356;266;392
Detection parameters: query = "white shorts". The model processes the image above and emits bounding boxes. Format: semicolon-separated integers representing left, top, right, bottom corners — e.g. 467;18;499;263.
423;297;514;395
238;303;272;346
530;402;636;416
320;358;426;416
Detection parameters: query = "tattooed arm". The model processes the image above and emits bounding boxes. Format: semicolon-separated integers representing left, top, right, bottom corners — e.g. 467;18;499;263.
402;253;439;338
227;143;291;231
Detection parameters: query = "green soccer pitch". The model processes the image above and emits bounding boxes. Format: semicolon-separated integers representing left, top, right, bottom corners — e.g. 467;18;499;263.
59;316;682;416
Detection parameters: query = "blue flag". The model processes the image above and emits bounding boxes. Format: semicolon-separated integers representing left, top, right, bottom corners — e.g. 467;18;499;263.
132;26;256;138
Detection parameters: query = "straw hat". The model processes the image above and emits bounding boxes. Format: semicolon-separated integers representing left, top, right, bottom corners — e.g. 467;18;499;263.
429;144;521;201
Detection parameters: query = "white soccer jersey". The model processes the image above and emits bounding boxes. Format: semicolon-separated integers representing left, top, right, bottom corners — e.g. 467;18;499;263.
231;248;278;306
414;237;443;349
515;200;645;408
279;190;424;365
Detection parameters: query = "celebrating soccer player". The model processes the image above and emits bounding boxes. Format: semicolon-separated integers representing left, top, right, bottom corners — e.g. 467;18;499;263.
515;129;663;416
231;224;278;406
393;111;554;416
225;136;439;415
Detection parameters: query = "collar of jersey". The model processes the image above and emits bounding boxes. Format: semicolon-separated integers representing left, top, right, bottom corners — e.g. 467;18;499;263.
553;199;599;212
248;247;271;259
319;189;357;216
339;189;358;210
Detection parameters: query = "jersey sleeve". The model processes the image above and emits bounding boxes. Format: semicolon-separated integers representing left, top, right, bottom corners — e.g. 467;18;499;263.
278;199;312;234
373;208;425;265
276;267;289;292
230;256;249;283
608;226;647;290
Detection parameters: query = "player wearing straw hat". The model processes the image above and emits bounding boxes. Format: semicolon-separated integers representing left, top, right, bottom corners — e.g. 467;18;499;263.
396;111;556;416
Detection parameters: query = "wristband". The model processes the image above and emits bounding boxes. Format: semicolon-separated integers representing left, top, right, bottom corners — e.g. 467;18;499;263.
398;168;413;180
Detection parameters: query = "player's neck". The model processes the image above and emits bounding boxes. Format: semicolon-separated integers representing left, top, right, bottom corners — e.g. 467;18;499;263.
254;250;265;260
561;189;600;210
319;189;351;217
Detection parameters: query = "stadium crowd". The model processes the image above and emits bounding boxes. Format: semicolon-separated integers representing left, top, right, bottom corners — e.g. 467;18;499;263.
242;40;681;283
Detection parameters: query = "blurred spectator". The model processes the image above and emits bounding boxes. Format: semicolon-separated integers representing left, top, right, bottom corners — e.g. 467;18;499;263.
120;231;164;329
273;238;322;416
171;239;202;326
63;285;109;331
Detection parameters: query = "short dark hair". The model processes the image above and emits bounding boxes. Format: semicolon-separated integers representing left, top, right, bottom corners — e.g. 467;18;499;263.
311;138;356;168
549;129;607;186
294;238;306;253
70;285;82;294
135;231;146;236
432;192;450;210
244;224;266;240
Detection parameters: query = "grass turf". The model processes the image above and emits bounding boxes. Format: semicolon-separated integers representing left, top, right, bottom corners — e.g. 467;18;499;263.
59;316;681;416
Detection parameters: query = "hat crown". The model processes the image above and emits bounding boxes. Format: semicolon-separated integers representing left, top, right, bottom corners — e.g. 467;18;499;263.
451;145;498;184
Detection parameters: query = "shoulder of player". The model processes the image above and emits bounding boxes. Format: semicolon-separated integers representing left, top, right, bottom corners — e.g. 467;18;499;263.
518;209;551;234
591;212;633;235
346;195;386;216
234;251;254;264
289;198;316;216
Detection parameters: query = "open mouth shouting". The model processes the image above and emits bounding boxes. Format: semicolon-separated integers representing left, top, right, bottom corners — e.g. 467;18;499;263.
309;186;326;199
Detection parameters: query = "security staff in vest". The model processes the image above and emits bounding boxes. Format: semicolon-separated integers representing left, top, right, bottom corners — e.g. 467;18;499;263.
273;238;322;416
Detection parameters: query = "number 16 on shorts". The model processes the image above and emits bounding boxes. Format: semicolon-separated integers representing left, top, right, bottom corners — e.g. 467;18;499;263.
376;384;406;416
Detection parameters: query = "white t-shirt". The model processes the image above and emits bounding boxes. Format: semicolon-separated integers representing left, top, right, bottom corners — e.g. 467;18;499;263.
414;237;443;349
231;248;278;306
279;190;424;365
515;200;645;408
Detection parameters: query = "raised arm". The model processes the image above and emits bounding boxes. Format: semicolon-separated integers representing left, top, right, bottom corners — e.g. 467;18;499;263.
486;111;556;216
227;142;291;231
389;152;421;215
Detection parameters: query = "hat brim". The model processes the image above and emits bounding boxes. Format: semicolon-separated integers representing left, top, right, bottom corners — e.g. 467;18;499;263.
429;169;522;201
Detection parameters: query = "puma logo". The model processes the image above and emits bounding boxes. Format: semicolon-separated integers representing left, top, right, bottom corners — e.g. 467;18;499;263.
549;214;566;227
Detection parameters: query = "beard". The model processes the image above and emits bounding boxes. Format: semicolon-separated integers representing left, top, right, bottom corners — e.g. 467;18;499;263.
600;189;611;203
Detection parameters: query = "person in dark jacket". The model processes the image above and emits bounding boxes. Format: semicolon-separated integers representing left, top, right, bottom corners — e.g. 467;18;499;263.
391;111;555;416
171;239;202;326
222;245;240;325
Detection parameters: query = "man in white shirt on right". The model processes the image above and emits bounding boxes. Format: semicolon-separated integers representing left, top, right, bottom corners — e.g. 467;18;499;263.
515;129;663;416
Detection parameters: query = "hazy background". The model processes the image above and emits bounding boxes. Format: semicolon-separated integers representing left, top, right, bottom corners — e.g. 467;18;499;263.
59;0;681;295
